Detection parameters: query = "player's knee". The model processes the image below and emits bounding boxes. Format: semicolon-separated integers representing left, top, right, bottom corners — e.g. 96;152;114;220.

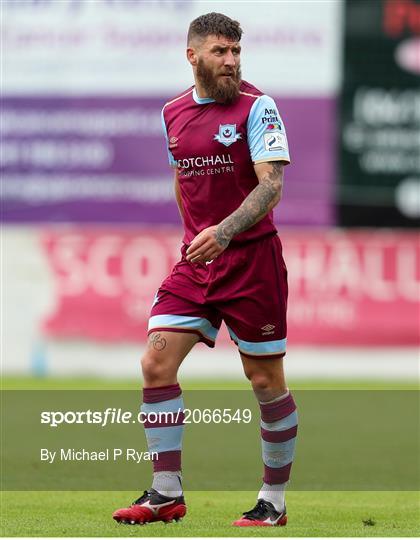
141;351;171;384
243;365;271;390
249;372;272;392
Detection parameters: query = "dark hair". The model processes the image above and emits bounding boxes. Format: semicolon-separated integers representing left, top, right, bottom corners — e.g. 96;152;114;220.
187;12;243;44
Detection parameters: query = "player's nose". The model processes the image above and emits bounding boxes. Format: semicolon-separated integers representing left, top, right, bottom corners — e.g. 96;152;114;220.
223;50;236;67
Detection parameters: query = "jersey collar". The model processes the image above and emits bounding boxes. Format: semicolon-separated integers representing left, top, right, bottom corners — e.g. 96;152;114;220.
192;87;215;104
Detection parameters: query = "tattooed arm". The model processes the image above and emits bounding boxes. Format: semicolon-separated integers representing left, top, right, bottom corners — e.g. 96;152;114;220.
186;161;284;263
216;161;283;247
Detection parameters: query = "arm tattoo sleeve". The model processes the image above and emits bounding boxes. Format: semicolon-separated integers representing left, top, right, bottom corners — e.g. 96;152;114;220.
215;161;283;247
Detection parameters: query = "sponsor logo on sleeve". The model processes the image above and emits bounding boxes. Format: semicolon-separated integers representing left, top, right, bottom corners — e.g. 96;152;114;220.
265;123;281;130
263;131;288;152
262;108;280;124
214;124;242;147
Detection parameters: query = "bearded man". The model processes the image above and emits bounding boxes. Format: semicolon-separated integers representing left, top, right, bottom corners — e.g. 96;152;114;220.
113;12;297;528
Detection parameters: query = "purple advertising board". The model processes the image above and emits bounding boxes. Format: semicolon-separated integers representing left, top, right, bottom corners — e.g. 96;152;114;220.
1;96;335;226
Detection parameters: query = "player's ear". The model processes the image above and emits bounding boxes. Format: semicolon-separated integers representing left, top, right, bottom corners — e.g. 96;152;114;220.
186;47;198;67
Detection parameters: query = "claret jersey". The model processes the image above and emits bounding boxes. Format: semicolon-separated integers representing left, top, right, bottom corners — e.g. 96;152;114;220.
161;80;290;245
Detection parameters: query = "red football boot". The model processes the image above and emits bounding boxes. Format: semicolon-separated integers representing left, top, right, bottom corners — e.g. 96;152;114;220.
233;499;287;527
113;489;186;525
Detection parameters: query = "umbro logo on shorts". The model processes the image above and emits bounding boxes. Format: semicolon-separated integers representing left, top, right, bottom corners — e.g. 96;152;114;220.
261;324;275;335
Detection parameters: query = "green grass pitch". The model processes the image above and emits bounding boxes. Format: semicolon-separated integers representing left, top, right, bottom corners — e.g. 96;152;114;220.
2;377;419;537
2;490;419;537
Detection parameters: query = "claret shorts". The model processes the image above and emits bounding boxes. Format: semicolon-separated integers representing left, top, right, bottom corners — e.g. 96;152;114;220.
148;233;288;359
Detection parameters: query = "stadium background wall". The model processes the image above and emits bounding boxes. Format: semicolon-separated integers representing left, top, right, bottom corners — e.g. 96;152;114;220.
1;0;419;379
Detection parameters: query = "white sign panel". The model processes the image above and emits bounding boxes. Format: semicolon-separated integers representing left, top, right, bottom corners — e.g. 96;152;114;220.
2;0;342;96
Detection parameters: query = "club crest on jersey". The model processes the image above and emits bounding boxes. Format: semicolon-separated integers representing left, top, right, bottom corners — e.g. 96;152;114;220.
214;124;242;147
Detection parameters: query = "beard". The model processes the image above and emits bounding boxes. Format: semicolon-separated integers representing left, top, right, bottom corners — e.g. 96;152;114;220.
196;58;242;104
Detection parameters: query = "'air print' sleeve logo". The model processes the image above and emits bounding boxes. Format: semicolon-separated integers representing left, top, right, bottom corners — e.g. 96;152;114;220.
214;124;242;147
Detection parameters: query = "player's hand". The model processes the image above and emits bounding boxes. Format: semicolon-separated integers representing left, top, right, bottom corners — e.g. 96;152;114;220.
186;226;228;263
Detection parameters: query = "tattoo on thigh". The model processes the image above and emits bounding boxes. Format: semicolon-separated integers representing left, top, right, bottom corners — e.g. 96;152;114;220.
149;332;167;351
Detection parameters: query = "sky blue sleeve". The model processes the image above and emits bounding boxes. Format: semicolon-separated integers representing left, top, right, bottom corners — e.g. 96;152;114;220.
247;95;290;164
161;108;177;167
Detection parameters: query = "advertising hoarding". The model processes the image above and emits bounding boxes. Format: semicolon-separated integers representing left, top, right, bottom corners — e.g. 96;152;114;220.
2;0;342;226
41;228;420;346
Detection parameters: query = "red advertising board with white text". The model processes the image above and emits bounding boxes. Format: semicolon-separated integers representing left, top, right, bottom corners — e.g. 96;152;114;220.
42;229;419;346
